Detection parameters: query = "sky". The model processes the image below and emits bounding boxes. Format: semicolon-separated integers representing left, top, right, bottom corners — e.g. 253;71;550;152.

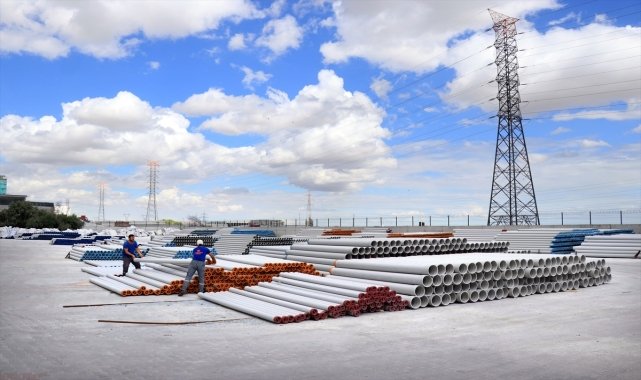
0;0;640;226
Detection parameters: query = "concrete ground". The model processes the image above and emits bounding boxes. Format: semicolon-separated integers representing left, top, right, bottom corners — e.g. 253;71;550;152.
0;239;639;380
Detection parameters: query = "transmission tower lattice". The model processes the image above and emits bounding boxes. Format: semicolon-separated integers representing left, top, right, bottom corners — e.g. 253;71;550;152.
145;161;159;222
98;183;105;223
487;9;540;226
306;191;312;227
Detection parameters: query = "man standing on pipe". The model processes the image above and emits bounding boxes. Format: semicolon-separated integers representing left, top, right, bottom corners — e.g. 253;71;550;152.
120;234;144;277
178;239;217;296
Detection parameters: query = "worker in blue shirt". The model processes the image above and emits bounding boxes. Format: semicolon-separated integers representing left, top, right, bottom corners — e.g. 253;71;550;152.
178;239;216;296
121;234;144;277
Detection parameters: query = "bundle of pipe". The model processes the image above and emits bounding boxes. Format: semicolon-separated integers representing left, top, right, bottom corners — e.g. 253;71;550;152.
243;236;307;254
145;246;196;259
496;229;569;253
146;235;177;247
453;229;503;242
232;229;276;237
83;260;123;267
253;237;506;263
387;232;453;239
200;272;406;323
213;234;257;255
324;253;611;308
574;234;641;258
51;237;98;245
67;245;121;261
172;235;216;247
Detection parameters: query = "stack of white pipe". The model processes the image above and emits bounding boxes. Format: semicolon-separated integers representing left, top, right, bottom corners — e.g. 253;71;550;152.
250;238;508;266
145;246;193;259
213;234;257;255
574;234;641;258
454;229;503;242
67;246;116;261
495;229;572;253
324;253;611;308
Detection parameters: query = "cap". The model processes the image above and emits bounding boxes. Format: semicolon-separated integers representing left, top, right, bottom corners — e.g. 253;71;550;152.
196;239;204;245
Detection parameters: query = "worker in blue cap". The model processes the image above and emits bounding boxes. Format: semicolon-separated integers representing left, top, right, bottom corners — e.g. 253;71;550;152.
178;239;216;296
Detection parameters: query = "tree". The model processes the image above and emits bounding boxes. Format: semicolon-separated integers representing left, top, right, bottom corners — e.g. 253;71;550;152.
0;201;84;229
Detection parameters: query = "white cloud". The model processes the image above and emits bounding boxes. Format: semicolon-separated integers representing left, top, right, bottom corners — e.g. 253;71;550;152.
632;124;641;134
228;33;247;50
255;15;303;58
320;0;558;72
174;70;396;191
238;66;272;89
548;12;581;26
441;22;641;116
147;61;160;70
0;0;260;59
370;77;392;99
576;139;610;149
553;99;641;121
594;14;612;25
551;127;570;135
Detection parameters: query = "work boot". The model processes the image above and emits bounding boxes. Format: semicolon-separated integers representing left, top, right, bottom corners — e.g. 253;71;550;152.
178;290;186;297
199;285;205;293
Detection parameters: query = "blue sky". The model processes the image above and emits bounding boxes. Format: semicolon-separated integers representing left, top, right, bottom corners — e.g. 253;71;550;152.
0;0;640;225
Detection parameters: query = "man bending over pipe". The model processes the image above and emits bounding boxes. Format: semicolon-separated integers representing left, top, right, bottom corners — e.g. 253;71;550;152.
120;234;144;277
178;239;217;296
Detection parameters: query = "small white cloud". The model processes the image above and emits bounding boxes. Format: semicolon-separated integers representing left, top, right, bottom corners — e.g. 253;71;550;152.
228;33;246;50
594;14;612;25
370;77;392;99
551;127;570;135
578;139;610;149
147;61;160;70
632;124;641;134
548;12;581;26
255;15;303;58
238;66;272;89
423;107;438;113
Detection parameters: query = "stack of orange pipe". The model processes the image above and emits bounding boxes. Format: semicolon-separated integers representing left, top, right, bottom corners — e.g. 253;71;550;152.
181;263;318;295
322;229;361;236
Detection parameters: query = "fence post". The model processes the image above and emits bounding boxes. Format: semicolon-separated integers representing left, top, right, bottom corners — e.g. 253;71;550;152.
412;216;414;227
366;217;368;227
315;218;318;227
467;214;469;226
561;212;564;226
395;216;397;227
327;218;329;227
339;218;342;227
380;217;383;227
429;216;432;226
620;210;623;224
447;215;450;227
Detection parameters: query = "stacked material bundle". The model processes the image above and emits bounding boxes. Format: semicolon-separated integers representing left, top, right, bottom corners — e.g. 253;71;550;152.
249;238;508;272
327;253;610;308
67;244;149;261
199;272;406;324
68;246;119;261
574;234;641;258
144;246;213;259
172;235;216;247
387;232;453;239
322;229;361;236
213;234;257;255
453;229;503;242
232;229;276;237
243;236;308;254
496;228;634;254
146;235;176;247
190;229;217;236
24;231;81;240
292;228;327;238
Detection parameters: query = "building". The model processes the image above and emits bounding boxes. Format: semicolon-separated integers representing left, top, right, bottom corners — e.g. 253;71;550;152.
0;194;55;213
0;175;6;195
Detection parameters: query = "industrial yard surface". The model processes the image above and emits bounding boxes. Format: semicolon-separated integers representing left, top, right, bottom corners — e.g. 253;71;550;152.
1;239;639;380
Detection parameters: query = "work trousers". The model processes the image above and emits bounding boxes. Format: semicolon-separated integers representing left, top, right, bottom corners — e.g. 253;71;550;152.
122;255;141;275
180;260;206;293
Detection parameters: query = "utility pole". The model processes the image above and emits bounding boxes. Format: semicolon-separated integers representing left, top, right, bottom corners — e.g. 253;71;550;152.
145;161;159;223
306;191;313;227
98;183;105;224
487;9;540;226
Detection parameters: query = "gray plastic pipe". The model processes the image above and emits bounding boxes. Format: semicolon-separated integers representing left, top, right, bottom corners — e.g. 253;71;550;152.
330;275;426;297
